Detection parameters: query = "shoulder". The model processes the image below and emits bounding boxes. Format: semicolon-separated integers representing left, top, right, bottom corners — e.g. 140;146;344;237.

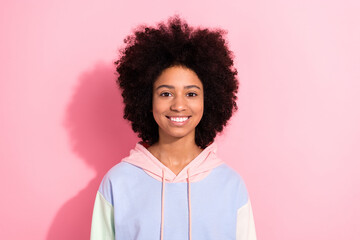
213;163;246;184
97;161;140;205
212;163;250;206
106;161;139;179
100;160;142;186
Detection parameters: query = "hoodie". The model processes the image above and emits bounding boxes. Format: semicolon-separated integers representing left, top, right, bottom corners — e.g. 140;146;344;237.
90;142;257;240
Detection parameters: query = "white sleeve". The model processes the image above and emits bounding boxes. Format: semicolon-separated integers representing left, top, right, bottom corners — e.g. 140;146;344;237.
236;199;257;240
90;191;115;240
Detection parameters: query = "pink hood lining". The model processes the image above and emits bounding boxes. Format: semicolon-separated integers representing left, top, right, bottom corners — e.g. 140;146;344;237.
122;141;224;183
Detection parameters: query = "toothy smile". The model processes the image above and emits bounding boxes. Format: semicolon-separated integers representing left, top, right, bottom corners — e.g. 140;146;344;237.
167;116;190;123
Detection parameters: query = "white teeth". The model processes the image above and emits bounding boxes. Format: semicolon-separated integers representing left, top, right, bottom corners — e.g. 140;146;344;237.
170;117;189;122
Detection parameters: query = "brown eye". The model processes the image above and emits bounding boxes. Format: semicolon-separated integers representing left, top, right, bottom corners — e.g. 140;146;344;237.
160;92;172;97
187;92;198;97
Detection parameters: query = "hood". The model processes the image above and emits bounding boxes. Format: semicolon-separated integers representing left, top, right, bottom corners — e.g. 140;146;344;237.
122;141;224;183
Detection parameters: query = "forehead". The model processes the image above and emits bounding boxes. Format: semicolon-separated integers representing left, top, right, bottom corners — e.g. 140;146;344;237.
154;66;203;88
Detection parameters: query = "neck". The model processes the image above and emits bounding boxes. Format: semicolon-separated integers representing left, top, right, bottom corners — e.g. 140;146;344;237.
147;134;202;175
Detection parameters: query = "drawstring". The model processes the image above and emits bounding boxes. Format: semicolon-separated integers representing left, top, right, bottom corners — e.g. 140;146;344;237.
161;168;165;240
160;168;193;240
187;168;192;240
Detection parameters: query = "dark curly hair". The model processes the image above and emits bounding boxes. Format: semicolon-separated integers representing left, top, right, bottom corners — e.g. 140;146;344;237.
115;15;238;149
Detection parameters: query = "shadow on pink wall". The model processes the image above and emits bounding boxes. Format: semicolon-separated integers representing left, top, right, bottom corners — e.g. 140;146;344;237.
46;62;139;239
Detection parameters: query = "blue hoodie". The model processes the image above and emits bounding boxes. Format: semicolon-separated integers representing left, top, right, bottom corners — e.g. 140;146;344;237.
90;142;257;240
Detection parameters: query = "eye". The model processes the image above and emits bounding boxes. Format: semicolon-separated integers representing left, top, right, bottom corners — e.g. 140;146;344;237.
187;92;198;97
160;92;172;97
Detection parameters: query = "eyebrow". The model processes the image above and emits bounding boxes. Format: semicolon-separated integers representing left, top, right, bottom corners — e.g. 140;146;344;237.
155;84;201;90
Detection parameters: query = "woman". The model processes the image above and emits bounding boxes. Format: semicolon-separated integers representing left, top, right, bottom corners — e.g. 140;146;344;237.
90;16;257;240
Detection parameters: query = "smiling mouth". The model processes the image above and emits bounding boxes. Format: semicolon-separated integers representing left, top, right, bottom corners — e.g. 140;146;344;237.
166;116;190;123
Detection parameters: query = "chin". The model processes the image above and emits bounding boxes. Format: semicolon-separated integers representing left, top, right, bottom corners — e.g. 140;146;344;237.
161;129;195;141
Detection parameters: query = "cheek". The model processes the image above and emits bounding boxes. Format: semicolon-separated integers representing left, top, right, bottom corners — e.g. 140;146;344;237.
191;99;204;118
152;99;166;121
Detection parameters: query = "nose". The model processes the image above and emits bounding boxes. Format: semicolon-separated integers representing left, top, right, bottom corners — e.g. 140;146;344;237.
170;95;187;112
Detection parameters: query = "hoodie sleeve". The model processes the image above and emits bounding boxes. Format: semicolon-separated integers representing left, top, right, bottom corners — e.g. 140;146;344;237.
236;199;257;240
90;174;115;240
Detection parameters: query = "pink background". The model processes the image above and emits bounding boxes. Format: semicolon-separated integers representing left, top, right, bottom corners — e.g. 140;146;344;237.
1;0;359;239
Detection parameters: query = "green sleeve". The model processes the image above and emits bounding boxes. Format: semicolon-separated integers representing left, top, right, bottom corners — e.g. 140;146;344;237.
90;191;115;240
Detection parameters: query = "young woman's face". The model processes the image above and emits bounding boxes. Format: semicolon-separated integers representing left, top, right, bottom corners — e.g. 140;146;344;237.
152;65;204;143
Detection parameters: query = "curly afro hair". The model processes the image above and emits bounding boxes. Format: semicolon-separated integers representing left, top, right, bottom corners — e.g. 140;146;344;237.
115;15;238;149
